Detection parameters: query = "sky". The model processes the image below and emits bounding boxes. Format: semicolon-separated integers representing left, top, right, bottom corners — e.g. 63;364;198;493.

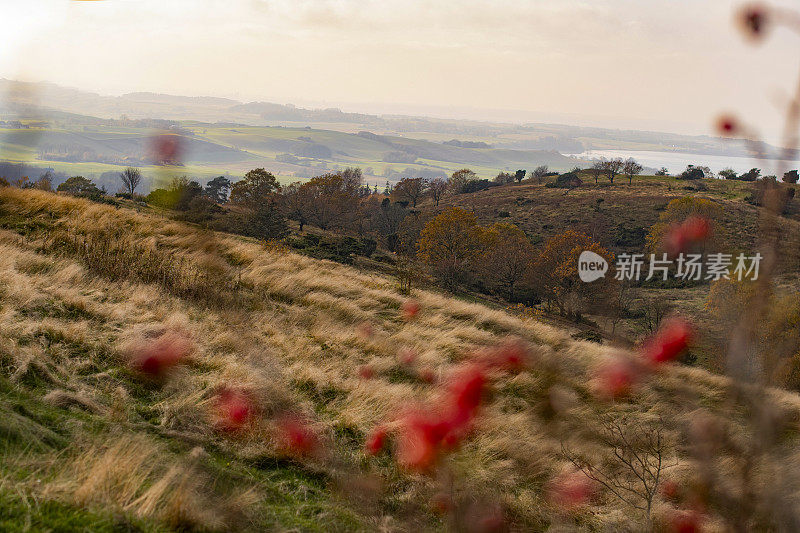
1;0;798;139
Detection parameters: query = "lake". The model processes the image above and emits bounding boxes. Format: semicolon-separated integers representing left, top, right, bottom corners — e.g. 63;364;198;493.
571;149;800;176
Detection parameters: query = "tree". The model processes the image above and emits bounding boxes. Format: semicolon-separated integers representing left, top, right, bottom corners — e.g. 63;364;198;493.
479;223;535;300
418;207;483;287
720;168;738;180
57;176;102;199
120;167;142;196
448;169;477;194
645;197;723;255
602;158;624;184
622;158;643;185
244;201;289;240
426;177;448;207
392;177;426;207
655;167;670;176
33;175;53;192
296;168;363;231
205;176;231;203
529;230;615;316
371;199;408;252
638;297;674;334
562;414;673;528
230;168;280;207
514;169;526;183
590;161;604;184
281;182;307;231
532;165;549;184
740;167;761;181
783;170;799;184
175;179;203;211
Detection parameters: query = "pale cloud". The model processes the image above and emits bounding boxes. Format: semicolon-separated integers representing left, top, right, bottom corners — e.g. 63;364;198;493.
1;0;797;136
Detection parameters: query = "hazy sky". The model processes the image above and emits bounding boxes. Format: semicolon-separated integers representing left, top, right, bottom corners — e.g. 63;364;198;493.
2;0;798;137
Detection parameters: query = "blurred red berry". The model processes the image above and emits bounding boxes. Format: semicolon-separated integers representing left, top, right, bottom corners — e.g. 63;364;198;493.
430;492;453;514
664;216;711;256
547;470;595;510
485;339;529;373
398;347;417;365
356;321;374;340
472;505;505;533
682;216;711;241
419;366;436;383
130;331;192;378
358;364;375;380
660;479;681;503
365;425;388;455
666;509;703;533
448;364;486;415
737;3;769;41
150;132;184;165
213;387;255;432
594;357;638;400
644;317;692;365
277;416;319;457
715;114;739;136
395;410;444;471
401;299;421;320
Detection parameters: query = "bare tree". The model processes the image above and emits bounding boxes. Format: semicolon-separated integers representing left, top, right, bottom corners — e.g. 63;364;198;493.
120;167;142;196
602;158;624;184
623;158;644;185
638;297;673;334
609;282;635;335
562;414;674;527
590;160;605;184
426;177;448;207
532;165;549;184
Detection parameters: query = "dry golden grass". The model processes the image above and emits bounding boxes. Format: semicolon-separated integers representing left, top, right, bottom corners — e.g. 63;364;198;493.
2;188;800;531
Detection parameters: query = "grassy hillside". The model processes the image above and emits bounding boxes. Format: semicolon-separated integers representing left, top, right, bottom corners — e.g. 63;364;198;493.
422;173;800;369
1;188;799;531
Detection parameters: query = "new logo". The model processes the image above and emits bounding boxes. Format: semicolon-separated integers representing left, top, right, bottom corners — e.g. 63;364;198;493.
578;251;608;282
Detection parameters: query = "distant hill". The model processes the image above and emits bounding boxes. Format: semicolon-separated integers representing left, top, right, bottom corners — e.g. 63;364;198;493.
1;79;785;159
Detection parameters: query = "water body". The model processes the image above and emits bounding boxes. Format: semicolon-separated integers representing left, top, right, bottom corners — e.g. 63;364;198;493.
572;149;800;176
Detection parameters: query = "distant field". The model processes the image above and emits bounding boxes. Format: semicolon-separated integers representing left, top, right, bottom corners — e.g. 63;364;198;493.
0;118;585;191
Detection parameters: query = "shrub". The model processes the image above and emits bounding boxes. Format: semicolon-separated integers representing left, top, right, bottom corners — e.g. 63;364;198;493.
545;172;582;189
56;176;103;200
461;179;493;194
679;166;705;180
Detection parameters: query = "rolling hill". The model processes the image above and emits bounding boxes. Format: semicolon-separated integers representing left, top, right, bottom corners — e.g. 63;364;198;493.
1;187;799;531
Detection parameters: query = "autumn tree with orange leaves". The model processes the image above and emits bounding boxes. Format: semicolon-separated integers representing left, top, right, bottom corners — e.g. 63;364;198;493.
418;207;483;287
530;230;615;317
